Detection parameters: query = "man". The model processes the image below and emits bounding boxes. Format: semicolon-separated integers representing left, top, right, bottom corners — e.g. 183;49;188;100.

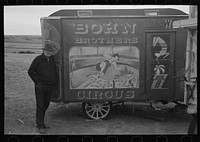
28;40;58;134
96;53;121;77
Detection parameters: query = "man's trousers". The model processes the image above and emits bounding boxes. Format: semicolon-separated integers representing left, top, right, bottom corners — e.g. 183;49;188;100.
34;82;55;128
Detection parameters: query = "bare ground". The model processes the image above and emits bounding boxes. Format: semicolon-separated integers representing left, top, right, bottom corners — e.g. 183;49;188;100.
4;52;192;135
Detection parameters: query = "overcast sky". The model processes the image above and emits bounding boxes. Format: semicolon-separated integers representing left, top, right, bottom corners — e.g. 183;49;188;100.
4;5;189;35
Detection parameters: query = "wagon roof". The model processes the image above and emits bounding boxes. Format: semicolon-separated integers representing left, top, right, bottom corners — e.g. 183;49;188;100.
49;8;188;17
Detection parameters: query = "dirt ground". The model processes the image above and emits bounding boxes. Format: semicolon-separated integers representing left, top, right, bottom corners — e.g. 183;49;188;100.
4;50;192;135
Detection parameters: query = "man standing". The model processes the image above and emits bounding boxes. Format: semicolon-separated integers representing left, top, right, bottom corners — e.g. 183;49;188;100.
28;40;58;134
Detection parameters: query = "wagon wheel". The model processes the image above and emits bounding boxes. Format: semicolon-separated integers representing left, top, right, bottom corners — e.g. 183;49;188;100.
82;102;112;120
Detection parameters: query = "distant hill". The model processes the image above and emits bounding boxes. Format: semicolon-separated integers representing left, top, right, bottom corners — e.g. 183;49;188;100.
4;35;42;44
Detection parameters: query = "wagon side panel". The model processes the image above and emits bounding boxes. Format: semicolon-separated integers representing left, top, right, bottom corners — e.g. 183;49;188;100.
61;18;145;102
40;18;64;102
174;28;187;101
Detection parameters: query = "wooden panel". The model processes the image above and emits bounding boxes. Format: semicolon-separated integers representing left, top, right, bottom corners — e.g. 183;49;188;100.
146;32;175;100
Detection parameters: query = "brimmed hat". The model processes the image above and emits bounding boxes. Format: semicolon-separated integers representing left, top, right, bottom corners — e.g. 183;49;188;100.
42;40;60;54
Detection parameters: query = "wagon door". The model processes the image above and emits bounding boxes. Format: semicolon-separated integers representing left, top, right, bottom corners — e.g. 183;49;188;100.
146;32;175;100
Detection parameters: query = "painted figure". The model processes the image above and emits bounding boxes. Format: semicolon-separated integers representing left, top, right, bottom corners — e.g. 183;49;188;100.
96;53;121;77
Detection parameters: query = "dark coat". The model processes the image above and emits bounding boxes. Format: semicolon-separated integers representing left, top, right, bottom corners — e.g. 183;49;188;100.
28;53;58;85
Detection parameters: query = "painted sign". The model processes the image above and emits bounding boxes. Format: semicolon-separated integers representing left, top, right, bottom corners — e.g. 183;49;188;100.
73;37;138;44
70;21;139;45
153;37;170;61
151;35;170;89
66;20;140;90
69;46;139;89
144;19;173;29
76;90;135;100
72;22;137;35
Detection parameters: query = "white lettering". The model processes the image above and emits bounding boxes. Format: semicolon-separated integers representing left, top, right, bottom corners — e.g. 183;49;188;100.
165;19;173;29
105;91;113;99
104;23;118;34
91;24;102;34
74;23;89;34
92;91;99;99
115;91;123;99
76;90;135;100
73;22;137;35
77;91;85;99
99;92;103;99
125;91;135;99
73;37;138;44
122;23;136;34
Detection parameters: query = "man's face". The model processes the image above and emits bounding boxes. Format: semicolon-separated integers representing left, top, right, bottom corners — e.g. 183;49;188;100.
43;50;52;57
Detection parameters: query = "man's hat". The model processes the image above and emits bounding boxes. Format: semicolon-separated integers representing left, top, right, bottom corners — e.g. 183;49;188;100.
42;40;60;54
